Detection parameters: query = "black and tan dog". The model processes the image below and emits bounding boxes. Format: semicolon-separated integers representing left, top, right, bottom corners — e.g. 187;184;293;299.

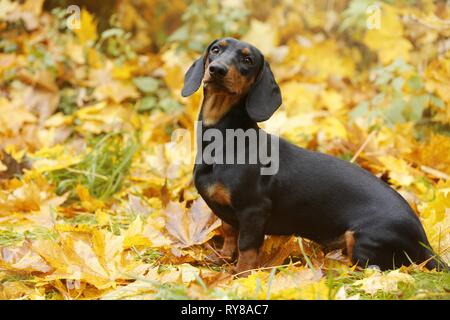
181;38;447;275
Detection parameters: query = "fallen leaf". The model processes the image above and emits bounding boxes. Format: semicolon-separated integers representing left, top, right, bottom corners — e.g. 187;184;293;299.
354;269;414;294
164;199;221;248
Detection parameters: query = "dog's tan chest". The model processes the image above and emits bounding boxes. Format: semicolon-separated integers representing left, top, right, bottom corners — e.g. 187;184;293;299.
202;94;239;126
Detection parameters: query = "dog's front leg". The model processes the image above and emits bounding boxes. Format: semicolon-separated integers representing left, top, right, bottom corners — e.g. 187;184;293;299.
235;202;270;277
207;221;238;265
220;222;238;259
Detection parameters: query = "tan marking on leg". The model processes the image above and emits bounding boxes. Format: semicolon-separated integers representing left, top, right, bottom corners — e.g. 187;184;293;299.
220;222;238;258
207;183;232;206
206;221;238;265
345;231;355;262
235;248;259;277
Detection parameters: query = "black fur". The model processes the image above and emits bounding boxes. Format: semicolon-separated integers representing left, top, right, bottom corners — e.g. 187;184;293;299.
246;61;282;122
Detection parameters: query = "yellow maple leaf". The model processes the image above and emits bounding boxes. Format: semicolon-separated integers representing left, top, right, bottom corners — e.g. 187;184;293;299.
74;102;135;134
93;82;139;104
31;231;133;291
363;4;412;64
74;9;98;46
100;279;155;300
379;155;415;187
0;179;41;213
75;184;104;211
418;180;450;257
0;97;36;134
30;145;82;172
321;90;344;114
122;217;152;249
95;210;110;226
425;53;450;108
318;117;348;142
416;134;450;175
269;268;327;300
280;82;320;115
112;63;136;80
0;281;44;300
232;267;328;300
284;39;357;81
87;47;103;68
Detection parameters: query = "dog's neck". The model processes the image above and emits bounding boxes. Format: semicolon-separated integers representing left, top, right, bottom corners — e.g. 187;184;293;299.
199;88;255;130
196;88;258;166
200;89;241;127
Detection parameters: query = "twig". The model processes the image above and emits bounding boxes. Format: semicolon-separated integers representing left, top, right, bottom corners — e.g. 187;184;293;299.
350;130;377;163
420;165;450;180
206;243;233;267
232;261;303;278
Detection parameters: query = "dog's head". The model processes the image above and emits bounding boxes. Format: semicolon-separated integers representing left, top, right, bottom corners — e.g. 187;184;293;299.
181;38;282;122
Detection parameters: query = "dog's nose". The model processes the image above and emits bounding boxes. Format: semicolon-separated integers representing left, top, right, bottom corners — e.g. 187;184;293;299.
209;64;228;77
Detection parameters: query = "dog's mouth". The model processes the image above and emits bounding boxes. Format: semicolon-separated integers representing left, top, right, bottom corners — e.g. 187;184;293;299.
203;76;238;95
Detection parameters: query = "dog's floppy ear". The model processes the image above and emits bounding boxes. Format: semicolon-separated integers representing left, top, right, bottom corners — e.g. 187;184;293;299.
245;60;282;122
181;39;218;97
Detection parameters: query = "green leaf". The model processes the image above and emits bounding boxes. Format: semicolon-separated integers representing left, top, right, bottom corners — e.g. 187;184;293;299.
350;102;369;119
408;95;428;121
392;77;404;92
430;95;445;109
385;98;405;123
371;93;385;105
159;98;182;112
168;25;189;43
133;77;159;94
374;71;391;86
137;96;157;112
407;75;423;91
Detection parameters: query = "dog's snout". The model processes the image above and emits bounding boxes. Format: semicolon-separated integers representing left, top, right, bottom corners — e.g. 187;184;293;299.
209;64;228;77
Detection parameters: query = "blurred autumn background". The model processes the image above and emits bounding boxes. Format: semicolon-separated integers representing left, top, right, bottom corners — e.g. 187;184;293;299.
0;0;449;300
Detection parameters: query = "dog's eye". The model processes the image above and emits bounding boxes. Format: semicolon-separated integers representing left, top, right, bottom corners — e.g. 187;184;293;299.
211;46;220;54
243;57;253;65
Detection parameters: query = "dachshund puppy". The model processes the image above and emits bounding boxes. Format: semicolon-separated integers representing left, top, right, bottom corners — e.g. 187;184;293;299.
181;38;447;276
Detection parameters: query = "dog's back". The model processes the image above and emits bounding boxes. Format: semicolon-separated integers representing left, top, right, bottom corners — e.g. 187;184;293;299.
265;135;447;270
